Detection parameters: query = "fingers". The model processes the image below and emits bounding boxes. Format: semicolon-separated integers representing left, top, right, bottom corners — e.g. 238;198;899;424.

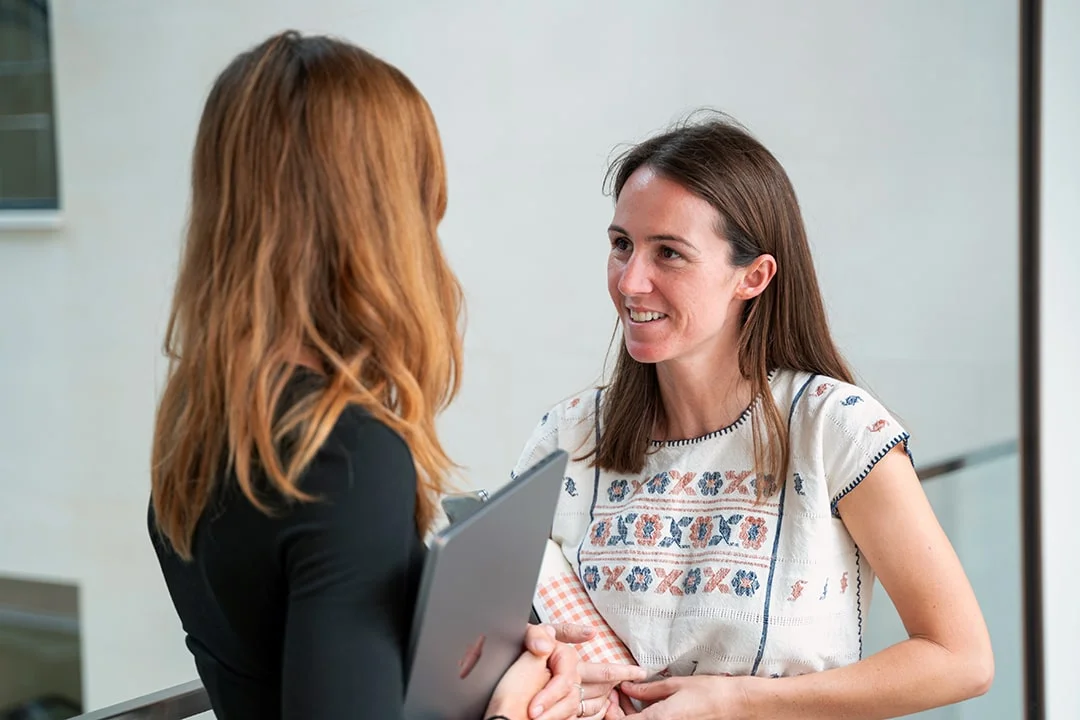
546;642;582;683
603;689;627;719
551;622;597;644
579;662;650;686
525;623;559;655
619;679;678;702
533;686;608;720
528;673;570;720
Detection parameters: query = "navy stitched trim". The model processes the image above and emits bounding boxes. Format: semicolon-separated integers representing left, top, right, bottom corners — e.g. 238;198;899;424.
649;405;752;447
576;388;604;576
750;373;816;676
649;369;778;447
855;546;864;659
830;433;911;518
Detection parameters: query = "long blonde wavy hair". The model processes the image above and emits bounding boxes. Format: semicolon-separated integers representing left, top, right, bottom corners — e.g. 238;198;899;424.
151;31;463;559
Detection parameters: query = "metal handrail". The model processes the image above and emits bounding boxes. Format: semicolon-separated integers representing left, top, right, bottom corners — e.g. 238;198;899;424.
70;439;1019;719
69;680;209;719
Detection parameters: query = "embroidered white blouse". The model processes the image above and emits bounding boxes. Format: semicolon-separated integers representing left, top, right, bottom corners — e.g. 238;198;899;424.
512;369;911;679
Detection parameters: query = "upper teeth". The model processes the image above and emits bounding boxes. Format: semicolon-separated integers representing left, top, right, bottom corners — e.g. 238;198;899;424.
630;310;665;322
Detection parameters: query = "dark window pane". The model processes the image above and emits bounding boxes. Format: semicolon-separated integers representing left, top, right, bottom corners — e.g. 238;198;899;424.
0;0;58;209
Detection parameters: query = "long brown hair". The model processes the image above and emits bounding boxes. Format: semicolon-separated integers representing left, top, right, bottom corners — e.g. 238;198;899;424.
151;31;463;559
593;114;853;498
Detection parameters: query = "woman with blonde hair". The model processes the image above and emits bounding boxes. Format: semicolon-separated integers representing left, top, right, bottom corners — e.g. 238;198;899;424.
149;31;584;720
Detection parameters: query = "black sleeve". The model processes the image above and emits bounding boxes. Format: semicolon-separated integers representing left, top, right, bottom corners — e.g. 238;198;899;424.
277;411;420;720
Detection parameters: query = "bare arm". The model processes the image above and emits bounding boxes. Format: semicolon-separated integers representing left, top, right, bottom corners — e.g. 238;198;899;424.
739;446;993;718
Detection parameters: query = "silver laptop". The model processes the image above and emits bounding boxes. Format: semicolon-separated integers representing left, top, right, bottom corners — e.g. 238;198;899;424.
404;450;568;720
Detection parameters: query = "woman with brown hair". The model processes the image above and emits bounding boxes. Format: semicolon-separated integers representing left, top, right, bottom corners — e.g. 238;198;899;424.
148;31;585;720
514;116;995;718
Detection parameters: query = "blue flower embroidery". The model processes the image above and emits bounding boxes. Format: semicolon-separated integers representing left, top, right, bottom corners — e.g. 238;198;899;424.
581;565;600;591
608;479;630;503
590;520;611;546
793;473;806;496
626;566;653;592
683;568;702;595
841;395;863;407
751;474;777;496
564;477;578;497
541;412;550;424
698;471;724;496
645;472;671;494
732;569;760;597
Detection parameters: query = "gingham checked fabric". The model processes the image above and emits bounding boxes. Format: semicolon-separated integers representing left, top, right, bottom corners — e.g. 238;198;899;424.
534;541;636;665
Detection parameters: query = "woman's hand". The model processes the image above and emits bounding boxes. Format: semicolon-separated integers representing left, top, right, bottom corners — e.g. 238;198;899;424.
619;675;751;720
524;623;648;719
574;661;649;719
486;643;585;720
518;624;587;719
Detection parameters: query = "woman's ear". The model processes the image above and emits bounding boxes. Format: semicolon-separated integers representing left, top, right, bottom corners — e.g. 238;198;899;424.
735;254;777;300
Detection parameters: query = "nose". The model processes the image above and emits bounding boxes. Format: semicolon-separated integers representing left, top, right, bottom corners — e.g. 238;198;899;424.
617;251;653;297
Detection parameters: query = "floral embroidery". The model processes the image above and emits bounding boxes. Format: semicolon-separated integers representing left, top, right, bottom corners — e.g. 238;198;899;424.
732;569;760;597
590;520;611;546
688;516;714;548
789;580;807;600
646;472;671;494
568;397;581;409
564;477;578;497
739;516;768;550
751;474;778;496
812;382;834;397
840;572;849;594
793;472;806;496
683;568;702;595
635;514;662;546
698;471;724;496
820;578;829;600
841;395;863;406
868;419;889;432
626;566;653;592
541;412;549;424
581;565;600;591
608;479;630;503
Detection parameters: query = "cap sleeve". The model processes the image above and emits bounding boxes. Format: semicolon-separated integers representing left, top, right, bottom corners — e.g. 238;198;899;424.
801;379;912;517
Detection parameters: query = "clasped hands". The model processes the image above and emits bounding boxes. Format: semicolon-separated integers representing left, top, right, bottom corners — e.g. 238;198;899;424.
489;623;751;720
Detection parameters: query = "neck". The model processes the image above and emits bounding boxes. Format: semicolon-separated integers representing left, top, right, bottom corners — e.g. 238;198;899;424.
654;349;754;442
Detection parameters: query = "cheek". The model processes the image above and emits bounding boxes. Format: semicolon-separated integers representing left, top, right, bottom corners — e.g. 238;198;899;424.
607;261;622;300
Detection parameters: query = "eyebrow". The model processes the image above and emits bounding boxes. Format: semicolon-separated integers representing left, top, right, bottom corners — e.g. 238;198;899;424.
608;224;696;249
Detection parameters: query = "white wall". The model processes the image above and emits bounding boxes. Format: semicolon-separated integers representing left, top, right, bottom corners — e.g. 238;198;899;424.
0;0;1020;710
1040;0;1080;717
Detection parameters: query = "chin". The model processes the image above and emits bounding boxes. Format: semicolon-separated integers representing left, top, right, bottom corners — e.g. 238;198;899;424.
624;341;668;365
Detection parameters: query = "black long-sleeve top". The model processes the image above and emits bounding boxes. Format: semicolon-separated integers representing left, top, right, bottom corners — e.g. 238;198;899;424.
150;397;425;719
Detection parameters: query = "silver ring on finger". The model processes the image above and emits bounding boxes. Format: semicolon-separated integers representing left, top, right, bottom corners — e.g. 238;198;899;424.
577;683;586;717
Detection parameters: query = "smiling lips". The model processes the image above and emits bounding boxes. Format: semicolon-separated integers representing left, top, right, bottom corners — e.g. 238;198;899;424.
628;308;667;323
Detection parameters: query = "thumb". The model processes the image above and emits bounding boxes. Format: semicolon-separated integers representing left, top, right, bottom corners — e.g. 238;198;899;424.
551;622;596;644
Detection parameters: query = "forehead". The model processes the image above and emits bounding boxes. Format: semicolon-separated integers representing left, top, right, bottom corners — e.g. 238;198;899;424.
611;166;722;238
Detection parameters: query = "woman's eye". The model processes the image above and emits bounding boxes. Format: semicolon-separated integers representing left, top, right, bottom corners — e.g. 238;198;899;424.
611;237;631;252
660;246;682;260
